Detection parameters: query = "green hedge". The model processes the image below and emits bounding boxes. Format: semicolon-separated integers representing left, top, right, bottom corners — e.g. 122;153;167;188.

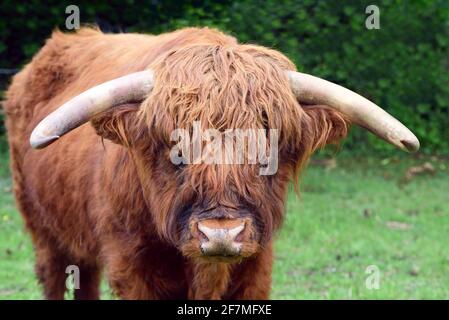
1;0;448;154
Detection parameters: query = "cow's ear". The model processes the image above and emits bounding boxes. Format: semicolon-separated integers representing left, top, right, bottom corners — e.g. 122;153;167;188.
90;104;143;147
302;104;351;151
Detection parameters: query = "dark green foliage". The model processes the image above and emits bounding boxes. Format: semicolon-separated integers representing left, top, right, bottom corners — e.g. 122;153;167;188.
0;0;448;154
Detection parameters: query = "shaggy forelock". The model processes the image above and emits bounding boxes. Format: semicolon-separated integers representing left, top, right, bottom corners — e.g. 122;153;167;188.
140;43;304;143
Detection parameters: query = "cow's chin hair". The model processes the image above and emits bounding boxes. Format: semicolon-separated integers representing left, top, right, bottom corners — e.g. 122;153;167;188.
179;237;261;264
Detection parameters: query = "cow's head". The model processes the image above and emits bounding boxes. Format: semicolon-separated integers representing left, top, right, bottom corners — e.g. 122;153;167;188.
30;43;419;263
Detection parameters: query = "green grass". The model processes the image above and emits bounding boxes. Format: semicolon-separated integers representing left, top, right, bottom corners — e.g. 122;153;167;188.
0;153;448;299
273;156;449;299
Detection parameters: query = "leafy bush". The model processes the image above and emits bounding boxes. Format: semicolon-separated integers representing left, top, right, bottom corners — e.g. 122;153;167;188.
0;0;448;154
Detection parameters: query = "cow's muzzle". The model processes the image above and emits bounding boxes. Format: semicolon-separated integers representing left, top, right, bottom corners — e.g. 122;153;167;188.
197;219;245;256
181;216;259;262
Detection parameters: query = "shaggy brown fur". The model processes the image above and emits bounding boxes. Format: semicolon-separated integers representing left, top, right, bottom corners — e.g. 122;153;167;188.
3;27;349;299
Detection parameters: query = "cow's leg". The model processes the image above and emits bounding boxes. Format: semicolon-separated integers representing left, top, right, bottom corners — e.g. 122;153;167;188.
9;158;70;299
34;243;71;300
186;262;232;299
104;238;187;299
34;235;100;300
227;242;273;299
73;262;101;300
106;257;155;299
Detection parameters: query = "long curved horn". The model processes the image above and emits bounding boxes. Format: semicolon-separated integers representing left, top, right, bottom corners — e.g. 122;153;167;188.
30;70;154;149
288;71;419;152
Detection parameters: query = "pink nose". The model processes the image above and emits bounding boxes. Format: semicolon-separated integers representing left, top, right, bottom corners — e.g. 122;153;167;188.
196;219;245;256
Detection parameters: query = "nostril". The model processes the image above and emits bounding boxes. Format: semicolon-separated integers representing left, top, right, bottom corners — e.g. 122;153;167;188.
227;223;245;242
197;223;218;242
197;227;209;242
234;226;245;242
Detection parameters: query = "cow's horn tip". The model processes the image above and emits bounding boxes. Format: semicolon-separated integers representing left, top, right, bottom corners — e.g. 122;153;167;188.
400;137;420;153
30;134;60;149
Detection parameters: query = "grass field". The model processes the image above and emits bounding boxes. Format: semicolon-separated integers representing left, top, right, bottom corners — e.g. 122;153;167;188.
0;153;448;299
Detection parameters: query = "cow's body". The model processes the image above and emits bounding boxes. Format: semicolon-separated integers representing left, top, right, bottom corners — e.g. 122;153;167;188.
4;28;274;299
5;24;419;300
